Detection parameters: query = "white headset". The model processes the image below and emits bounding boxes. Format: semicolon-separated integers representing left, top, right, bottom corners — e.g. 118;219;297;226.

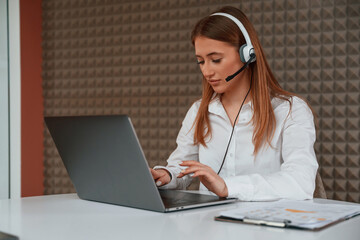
211;13;256;63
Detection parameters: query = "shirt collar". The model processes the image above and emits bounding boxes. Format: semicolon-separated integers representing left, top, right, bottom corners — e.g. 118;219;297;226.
208;94;253;118
208;95;226;118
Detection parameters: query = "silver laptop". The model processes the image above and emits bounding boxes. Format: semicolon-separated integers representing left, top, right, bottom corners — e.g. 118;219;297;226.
45;115;237;212
0;231;18;240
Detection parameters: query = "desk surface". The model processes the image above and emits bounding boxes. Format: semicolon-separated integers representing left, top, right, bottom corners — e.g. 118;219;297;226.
0;194;359;240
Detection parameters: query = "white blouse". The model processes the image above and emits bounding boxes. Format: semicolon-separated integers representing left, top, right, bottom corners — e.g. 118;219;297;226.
154;96;318;201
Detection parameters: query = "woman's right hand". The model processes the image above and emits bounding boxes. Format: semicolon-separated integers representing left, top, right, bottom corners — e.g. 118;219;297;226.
150;168;171;187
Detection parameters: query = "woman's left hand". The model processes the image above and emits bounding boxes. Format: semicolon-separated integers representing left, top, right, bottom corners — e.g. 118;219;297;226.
177;160;228;197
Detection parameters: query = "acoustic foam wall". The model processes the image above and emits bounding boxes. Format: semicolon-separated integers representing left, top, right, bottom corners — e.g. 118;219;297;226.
42;0;360;202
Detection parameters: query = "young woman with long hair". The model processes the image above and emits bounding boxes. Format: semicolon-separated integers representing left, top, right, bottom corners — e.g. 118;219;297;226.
150;6;318;201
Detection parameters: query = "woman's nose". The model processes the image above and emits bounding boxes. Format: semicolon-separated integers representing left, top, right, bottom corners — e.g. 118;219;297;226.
202;64;215;79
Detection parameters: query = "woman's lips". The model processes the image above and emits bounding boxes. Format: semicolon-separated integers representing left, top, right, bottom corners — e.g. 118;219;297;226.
209;79;221;84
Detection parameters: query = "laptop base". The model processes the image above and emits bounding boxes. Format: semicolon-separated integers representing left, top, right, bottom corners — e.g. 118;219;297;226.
160;190;237;212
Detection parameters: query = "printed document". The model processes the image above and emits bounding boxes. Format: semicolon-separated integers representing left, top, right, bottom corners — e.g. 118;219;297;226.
218;199;360;230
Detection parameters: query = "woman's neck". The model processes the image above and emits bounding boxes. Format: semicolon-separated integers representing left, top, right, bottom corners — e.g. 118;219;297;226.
221;71;252;107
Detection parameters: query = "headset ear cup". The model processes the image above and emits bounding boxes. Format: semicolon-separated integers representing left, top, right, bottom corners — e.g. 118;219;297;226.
239;44;247;63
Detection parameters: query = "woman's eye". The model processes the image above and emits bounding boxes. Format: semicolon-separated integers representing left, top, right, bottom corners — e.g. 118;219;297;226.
196;60;204;65
212;59;222;63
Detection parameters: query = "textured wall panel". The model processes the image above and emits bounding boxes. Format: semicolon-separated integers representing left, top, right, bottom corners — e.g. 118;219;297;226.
42;0;360;202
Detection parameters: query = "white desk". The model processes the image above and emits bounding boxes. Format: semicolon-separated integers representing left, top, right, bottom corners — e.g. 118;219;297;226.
0;194;359;240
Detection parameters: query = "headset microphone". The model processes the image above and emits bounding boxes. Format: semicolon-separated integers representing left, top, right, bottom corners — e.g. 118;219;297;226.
211;12;256;83
225;53;256;82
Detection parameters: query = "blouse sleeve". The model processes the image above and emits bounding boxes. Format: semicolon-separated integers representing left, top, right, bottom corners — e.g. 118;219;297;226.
223;97;319;201
154;102;200;190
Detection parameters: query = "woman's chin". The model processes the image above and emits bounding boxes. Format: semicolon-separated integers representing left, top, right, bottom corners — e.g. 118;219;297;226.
211;86;226;94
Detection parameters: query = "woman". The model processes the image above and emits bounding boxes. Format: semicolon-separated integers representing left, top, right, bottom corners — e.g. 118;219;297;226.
150;6;318;201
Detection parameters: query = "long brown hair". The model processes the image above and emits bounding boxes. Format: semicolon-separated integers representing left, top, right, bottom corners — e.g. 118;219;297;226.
191;6;312;154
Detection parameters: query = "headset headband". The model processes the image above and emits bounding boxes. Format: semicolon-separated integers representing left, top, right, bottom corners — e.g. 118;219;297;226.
211;12;256;63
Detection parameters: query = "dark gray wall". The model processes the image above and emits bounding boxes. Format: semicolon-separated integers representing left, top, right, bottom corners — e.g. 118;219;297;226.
42;0;360;202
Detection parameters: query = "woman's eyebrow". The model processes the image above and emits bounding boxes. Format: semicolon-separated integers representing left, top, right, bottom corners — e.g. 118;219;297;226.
195;52;223;58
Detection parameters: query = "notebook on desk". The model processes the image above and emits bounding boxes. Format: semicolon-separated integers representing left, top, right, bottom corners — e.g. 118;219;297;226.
45;115;237;212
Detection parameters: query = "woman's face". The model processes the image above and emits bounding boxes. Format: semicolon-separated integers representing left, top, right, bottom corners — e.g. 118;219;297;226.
194;36;244;94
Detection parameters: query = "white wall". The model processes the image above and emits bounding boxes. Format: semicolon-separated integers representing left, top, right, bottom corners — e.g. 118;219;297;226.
9;0;21;199
0;0;21;200
0;0;9;200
